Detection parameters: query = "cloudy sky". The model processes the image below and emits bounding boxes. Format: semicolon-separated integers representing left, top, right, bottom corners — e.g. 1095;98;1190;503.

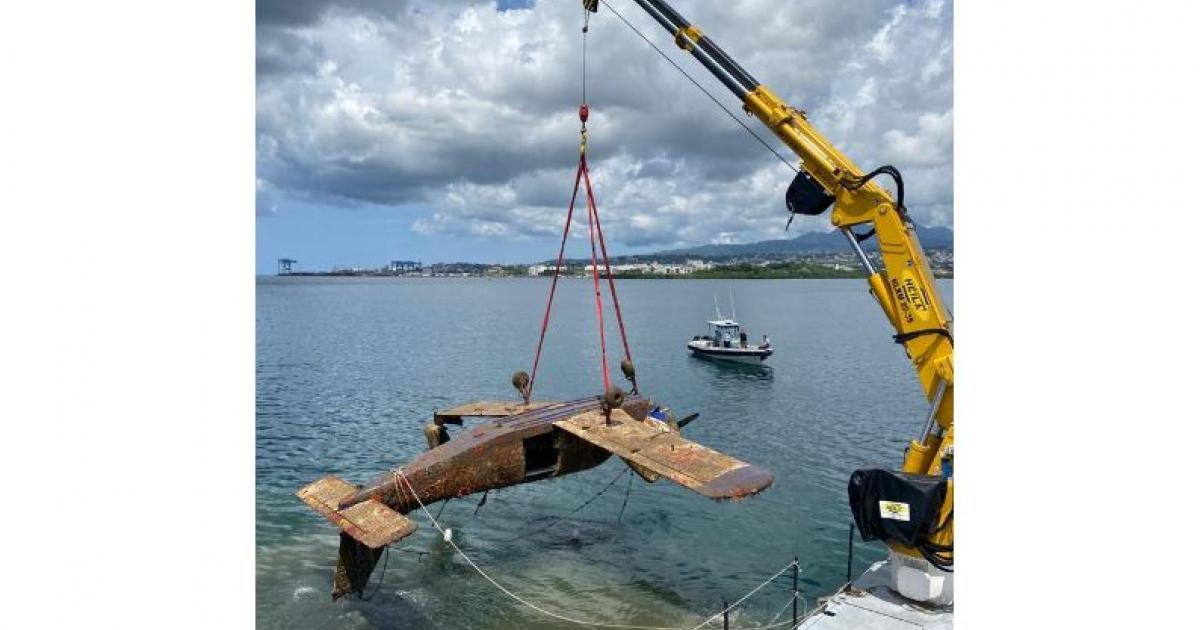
256;0;952;273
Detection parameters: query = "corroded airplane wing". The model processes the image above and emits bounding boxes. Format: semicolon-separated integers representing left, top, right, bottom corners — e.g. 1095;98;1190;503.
434;400;554;425
553;409;773;499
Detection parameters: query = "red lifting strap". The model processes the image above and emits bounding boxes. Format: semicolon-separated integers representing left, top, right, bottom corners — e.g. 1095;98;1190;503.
527;164;583;395
528;106;635;397
583;154;611;391
582;161;635;370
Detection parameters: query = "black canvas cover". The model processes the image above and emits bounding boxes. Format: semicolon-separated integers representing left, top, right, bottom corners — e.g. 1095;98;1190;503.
785;169;835;217
848;467;946;546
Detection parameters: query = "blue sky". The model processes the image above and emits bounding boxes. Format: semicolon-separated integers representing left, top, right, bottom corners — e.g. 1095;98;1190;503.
257;198;572;272
256;0;952;274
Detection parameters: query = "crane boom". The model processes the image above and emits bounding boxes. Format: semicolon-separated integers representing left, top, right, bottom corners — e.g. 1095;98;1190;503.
611;0;955;597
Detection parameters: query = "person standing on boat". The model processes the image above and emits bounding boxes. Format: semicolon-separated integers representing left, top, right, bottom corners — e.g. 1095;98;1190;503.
761;334;770;349
739;330;748;348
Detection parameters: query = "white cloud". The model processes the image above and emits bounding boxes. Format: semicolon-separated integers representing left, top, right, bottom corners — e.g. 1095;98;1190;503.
884;109;953;166
257;0;953;249
866;5;907;62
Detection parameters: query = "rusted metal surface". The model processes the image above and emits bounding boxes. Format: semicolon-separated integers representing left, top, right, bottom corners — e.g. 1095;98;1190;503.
334;533;382;600
345;422;543;510
297;475;418;548
339;500;418;548
298;392;772;599
554;426;613;475
324;396;643;524
621;397;654;421
298;474;357;518
623;457;662;483
434;400;554;425
496;395;610;429
696;465;776;500
554;410;774;499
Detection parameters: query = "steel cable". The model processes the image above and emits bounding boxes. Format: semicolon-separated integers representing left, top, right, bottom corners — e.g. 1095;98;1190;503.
599;0;798;174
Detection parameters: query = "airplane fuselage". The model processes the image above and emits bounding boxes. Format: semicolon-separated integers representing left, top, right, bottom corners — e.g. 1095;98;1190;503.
342;396;646;513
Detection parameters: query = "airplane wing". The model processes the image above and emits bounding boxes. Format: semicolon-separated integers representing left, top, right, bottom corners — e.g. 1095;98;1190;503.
553;409;773;499
434;400;554;425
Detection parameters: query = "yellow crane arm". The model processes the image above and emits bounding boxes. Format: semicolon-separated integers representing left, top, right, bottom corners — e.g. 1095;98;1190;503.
612;0;954;567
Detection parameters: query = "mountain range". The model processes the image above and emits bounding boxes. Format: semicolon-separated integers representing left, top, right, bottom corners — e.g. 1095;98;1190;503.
651;224;953;259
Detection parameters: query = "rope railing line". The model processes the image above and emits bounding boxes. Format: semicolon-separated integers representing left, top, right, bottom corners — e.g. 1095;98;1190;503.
788;599;831;630
390;467;800;630
682;563;799;630
764;594;796;627
763;592;806;629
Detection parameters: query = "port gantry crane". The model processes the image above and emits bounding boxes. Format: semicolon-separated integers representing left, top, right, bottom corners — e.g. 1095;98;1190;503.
602;0;955;603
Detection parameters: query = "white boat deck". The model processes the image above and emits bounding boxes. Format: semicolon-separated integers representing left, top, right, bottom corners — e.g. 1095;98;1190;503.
796;561;952;630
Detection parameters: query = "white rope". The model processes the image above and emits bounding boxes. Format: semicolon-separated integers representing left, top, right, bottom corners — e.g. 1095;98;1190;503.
787;598;827;630
754;591;809;630
764;593;798;627
681;563;799;630
391;468;799;630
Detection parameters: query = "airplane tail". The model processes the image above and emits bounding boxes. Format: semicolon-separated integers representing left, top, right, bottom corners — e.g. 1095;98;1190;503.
297;475;418;599
334;532;384;599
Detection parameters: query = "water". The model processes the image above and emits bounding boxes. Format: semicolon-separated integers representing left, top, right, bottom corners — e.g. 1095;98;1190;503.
257;277;953;629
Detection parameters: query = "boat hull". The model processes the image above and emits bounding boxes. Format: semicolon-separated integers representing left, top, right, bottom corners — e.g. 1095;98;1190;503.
687;342;772;364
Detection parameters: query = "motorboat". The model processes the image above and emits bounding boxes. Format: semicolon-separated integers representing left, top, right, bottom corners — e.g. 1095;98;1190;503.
688;318;773;364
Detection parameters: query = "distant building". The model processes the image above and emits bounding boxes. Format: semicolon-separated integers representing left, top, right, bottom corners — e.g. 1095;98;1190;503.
579;261;706;275
388;260;422;274
651;263;690;275
277;258;297;275
528;264;550;276
585;262;652;274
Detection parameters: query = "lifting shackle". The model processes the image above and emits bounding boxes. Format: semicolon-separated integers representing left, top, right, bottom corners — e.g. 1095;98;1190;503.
579;104;590;154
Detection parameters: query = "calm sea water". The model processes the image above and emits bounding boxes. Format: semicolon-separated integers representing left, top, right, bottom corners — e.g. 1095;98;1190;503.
257;277;953;629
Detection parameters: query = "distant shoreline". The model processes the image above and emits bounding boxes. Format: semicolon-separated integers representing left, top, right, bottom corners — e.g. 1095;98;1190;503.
267;271;953;280
272;247;952;280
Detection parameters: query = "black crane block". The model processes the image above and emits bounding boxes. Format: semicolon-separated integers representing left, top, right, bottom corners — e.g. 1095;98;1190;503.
785;169;835;217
